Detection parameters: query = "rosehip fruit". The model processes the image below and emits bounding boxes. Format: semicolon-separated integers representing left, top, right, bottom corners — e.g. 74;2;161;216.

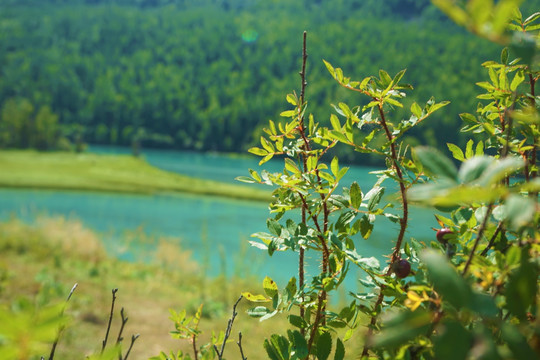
392;259;411;278
436;228;454;244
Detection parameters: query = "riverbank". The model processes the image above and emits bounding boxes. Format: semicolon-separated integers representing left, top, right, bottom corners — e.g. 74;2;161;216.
0;216;297;359
0;150;271;202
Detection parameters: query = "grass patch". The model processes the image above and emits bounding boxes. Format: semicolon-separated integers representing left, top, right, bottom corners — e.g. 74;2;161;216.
0;150;271;202
0;216;293;359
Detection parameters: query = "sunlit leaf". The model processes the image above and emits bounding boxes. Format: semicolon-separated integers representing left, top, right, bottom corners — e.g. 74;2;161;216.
414;146;458;181
420;250;472;309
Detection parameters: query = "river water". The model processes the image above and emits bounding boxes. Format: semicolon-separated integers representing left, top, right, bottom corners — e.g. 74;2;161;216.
0;147;438;288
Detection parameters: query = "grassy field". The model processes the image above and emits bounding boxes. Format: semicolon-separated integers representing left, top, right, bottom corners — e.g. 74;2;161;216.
0;216;296;359
0;150;271;201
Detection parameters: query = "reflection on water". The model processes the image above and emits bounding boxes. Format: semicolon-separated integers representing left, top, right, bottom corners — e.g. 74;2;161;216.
0;148;440;289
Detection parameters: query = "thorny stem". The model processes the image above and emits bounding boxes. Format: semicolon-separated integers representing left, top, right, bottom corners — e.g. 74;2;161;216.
306;292;326;357
298;31;308;329
214;295;243;359
48;283;78;360
102;288;118;353
462;203;494;276
192;332;199;360
295;31;330;345
362;103;409;357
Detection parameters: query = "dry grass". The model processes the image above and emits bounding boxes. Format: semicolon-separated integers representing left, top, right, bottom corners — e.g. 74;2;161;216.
0;216;292;359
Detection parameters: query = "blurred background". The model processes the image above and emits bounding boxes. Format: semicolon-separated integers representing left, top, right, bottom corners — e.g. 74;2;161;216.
0;0;539;358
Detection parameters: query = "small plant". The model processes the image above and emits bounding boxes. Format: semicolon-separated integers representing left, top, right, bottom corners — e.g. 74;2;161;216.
239;1;539;359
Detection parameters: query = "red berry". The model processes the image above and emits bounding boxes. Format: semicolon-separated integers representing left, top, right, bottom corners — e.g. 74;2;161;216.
392;259;411;278
436;228;454;244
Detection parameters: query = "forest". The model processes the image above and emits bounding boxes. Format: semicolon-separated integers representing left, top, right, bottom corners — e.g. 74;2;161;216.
3;0;539;163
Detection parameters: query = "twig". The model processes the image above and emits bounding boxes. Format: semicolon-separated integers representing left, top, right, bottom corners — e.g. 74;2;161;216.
102;288;119;353
480;221;504;256
122;334;140;360
48;283;78;360
116;308;128;344
237;332;248;360
214;295;243;359
462;203;494;276
116;308;129;360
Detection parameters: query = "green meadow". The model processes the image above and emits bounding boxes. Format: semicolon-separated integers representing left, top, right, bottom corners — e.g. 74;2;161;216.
0;150;271;201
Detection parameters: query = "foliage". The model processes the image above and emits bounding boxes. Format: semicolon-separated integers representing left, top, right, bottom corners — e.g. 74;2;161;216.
0;0;520;161
237;1;539;359
0;1;539;359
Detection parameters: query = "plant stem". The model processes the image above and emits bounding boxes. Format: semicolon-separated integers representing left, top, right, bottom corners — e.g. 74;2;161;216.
48;283;78;360
362;103;409;357
298;31;308;327
480;221;503;256
237;332;247;360
528;73;538;198
102;288;118;353
116;308;128;360
462;203;494;276
122;334;139;360
214;295;243;359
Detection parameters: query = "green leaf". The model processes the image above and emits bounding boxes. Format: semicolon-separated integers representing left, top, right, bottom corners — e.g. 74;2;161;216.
323;60;335;78
465;139;474;159
236;176;257;184
286;93;297;106
501;323;537;360
433;321;473;360
264;334;290;360
371;310;432;350
447;143;465;161
334;338;345;360
385;97;403;108
379;69;392;86
280;110;297;118
359;215;374;239
248;147;268;156
267;218;282;236
331;156;339;177
524;11;540;24
504;194;537;230
500;47;509;64
506;249;538;320
316;331;332;360
350;182;362;209
391;69;406;88
288;315;306;329
335;211;356;232
475;156;523;187
458;156;493;183
366;186;385;212
288;330;309;358
330;114;341;131
510;70;525;91
414;147;458;181
420;250;472;309
410;102;422;118
248;306;271;317
428;100;450;113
